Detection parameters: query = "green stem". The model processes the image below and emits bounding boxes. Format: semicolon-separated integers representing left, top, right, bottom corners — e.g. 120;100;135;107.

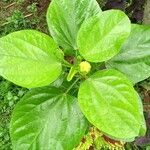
67;66;78;81
65;78;79;94
62;60;72;67
62;63;71;67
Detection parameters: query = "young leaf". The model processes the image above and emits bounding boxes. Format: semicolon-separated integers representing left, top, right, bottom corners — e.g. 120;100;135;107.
0;30;62;88
10;87;88;150
78;69;146;141
106;24;150;84
46;0;101;50
77;10;131;62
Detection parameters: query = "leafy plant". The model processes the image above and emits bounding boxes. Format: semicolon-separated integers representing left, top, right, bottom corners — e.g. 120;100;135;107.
0;77;27;150
0;0;150;149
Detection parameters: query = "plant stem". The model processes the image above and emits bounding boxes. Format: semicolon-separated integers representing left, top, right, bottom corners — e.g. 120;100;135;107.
65;78;79;94
62;63;71;67
24;14;33;18
4;2;16;9
62;60;72;67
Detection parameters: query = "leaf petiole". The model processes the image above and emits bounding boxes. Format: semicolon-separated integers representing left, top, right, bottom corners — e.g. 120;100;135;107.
65;78;80;94
62;60;72;68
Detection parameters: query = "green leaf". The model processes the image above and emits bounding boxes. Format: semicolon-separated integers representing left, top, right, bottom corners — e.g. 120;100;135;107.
10;87;88;150
78;69;146;141
106;24;150;84
67;66;78;82
0;30;62;88
46;0;101;50
77;10;131;62
137;96;146;136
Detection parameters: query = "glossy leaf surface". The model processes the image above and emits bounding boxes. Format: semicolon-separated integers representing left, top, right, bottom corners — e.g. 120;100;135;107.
78;69;146;140
47;0;101;50
10;87;88;150
77;10;131;62
0;30;62;88
107;24;150;84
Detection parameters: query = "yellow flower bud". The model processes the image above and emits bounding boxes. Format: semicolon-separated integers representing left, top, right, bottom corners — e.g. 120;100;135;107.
79;61;91;74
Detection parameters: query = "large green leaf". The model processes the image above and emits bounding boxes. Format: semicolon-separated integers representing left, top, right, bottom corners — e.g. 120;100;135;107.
10;87;88;150
0;30;62;88
77;10;131;62
46;0;101;50
78;69;146;140
106;24;150;84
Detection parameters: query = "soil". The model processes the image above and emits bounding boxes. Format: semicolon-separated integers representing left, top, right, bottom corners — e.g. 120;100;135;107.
143;0;150;24
21;0;50;15
103;0;146;23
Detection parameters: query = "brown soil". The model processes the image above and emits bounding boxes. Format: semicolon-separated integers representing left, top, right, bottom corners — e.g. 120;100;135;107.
103;0;146;23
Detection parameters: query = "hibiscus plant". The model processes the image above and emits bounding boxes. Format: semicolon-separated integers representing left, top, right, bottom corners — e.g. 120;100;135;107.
0;0;150;149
